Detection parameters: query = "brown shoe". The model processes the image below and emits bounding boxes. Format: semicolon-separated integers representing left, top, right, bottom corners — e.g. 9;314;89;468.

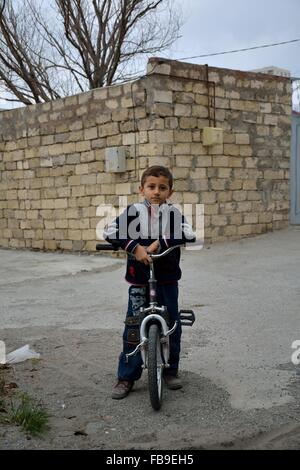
163;374;182;390
111;380;134;399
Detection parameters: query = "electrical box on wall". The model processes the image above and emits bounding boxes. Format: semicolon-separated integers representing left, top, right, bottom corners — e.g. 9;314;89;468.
105;147;126;173
203;127;224;146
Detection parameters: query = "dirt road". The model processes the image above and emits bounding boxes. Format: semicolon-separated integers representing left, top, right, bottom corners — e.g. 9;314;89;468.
0;228;300;449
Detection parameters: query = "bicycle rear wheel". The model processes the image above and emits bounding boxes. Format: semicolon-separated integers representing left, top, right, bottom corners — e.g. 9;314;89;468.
148;323;164;410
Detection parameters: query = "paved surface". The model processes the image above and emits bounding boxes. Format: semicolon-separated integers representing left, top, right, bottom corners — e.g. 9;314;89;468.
0;227;300;449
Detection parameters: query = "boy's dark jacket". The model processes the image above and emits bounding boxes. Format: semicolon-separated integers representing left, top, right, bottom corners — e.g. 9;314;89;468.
103;200;196;285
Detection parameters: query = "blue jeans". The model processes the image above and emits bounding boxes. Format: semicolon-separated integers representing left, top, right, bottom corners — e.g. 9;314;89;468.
117;283;181;381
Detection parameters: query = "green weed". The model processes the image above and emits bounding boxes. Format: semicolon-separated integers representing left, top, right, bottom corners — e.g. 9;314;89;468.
9;392;49;436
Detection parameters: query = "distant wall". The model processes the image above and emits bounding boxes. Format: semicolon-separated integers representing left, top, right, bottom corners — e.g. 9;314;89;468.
0;58;292;250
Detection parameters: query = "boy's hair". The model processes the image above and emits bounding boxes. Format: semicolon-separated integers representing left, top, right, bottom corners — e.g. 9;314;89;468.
140;166;173;189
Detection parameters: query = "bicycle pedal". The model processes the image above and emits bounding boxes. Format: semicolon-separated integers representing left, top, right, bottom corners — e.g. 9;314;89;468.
179;309;195;326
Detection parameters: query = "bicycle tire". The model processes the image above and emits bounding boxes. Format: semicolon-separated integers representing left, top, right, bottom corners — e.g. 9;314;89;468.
148;323;163;411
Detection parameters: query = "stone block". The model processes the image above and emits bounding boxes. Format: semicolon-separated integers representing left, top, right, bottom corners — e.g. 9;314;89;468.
175;104;191;117
264;115;278;126
211;179;227;191
179;117;198;129
116;183;132;195
59;240;73;250
264;170;285;180
41;199;55;209
191;143;207;155
212;156;229;167
192;105;209;118
218;191;233;202
243;180;257;190
211;215;228;226
233;191;247;202
72;186;85;197
121;97;134;108
75;141;91;152
68;175;81;186
224;144;240;156
237;225;252;235
75;164;89;175
195;156;212;167
81;174;97;185
55;220;68;229
183;193;199;203
236;201;252;212
69;130;84;142
122;133;137;146
200;192;217;204
55;199;68;209
218;168;231;178
244;213;259;224
259;213;273;223
153;90;173;103
68;229;82;240
204;204;219;215
190;179;209;191
236;134;250;145
139;143;164;156
32;240;45;250
240;146;253;157
98;122;119;137
82;229;96;241
228;157;243;168
176;155;194;167
149;130;174;143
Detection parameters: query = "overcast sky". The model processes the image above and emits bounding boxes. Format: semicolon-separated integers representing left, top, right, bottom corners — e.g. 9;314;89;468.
167;0;300;76
1;0;300;109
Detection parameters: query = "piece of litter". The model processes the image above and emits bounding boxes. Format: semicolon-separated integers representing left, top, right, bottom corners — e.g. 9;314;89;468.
5;345;40;365
0;340;5;365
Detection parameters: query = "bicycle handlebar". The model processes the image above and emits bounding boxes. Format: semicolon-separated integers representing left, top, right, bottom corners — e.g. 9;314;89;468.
96;243;182;258
96;243;119;251
149;245;182;259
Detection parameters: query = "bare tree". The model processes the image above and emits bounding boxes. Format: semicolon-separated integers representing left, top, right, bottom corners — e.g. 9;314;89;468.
0;0;5;17
0;0;181;105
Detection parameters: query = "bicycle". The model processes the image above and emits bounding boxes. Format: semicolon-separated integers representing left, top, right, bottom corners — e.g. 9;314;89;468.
96;243;195;411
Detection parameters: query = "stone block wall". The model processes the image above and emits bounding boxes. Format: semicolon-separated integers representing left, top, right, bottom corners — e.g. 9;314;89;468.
0;58;292;250
144;58;292;243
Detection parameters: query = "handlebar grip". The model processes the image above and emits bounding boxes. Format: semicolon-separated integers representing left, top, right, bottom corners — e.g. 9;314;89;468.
96;243;119;251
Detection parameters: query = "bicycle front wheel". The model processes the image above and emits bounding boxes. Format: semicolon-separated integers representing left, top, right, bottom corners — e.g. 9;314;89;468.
148;323;164;411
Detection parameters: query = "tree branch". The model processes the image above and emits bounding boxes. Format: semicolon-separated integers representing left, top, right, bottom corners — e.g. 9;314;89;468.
0;0;181;104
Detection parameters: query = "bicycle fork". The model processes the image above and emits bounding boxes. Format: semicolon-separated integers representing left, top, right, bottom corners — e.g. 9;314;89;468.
125;307;178;369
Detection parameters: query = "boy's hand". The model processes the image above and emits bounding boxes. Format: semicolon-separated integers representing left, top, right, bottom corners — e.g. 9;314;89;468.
147;240;160;254
134;245;152;265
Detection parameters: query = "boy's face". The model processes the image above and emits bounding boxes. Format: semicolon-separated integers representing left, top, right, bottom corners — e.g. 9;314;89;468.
139;175;173;205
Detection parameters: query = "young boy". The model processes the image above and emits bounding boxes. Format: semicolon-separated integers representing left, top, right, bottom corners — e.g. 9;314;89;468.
104;166;196;399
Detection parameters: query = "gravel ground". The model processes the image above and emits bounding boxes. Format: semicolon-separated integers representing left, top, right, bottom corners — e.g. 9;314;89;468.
0;227;300;449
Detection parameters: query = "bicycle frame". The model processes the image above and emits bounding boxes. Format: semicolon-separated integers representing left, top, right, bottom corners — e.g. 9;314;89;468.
125;246;181;368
